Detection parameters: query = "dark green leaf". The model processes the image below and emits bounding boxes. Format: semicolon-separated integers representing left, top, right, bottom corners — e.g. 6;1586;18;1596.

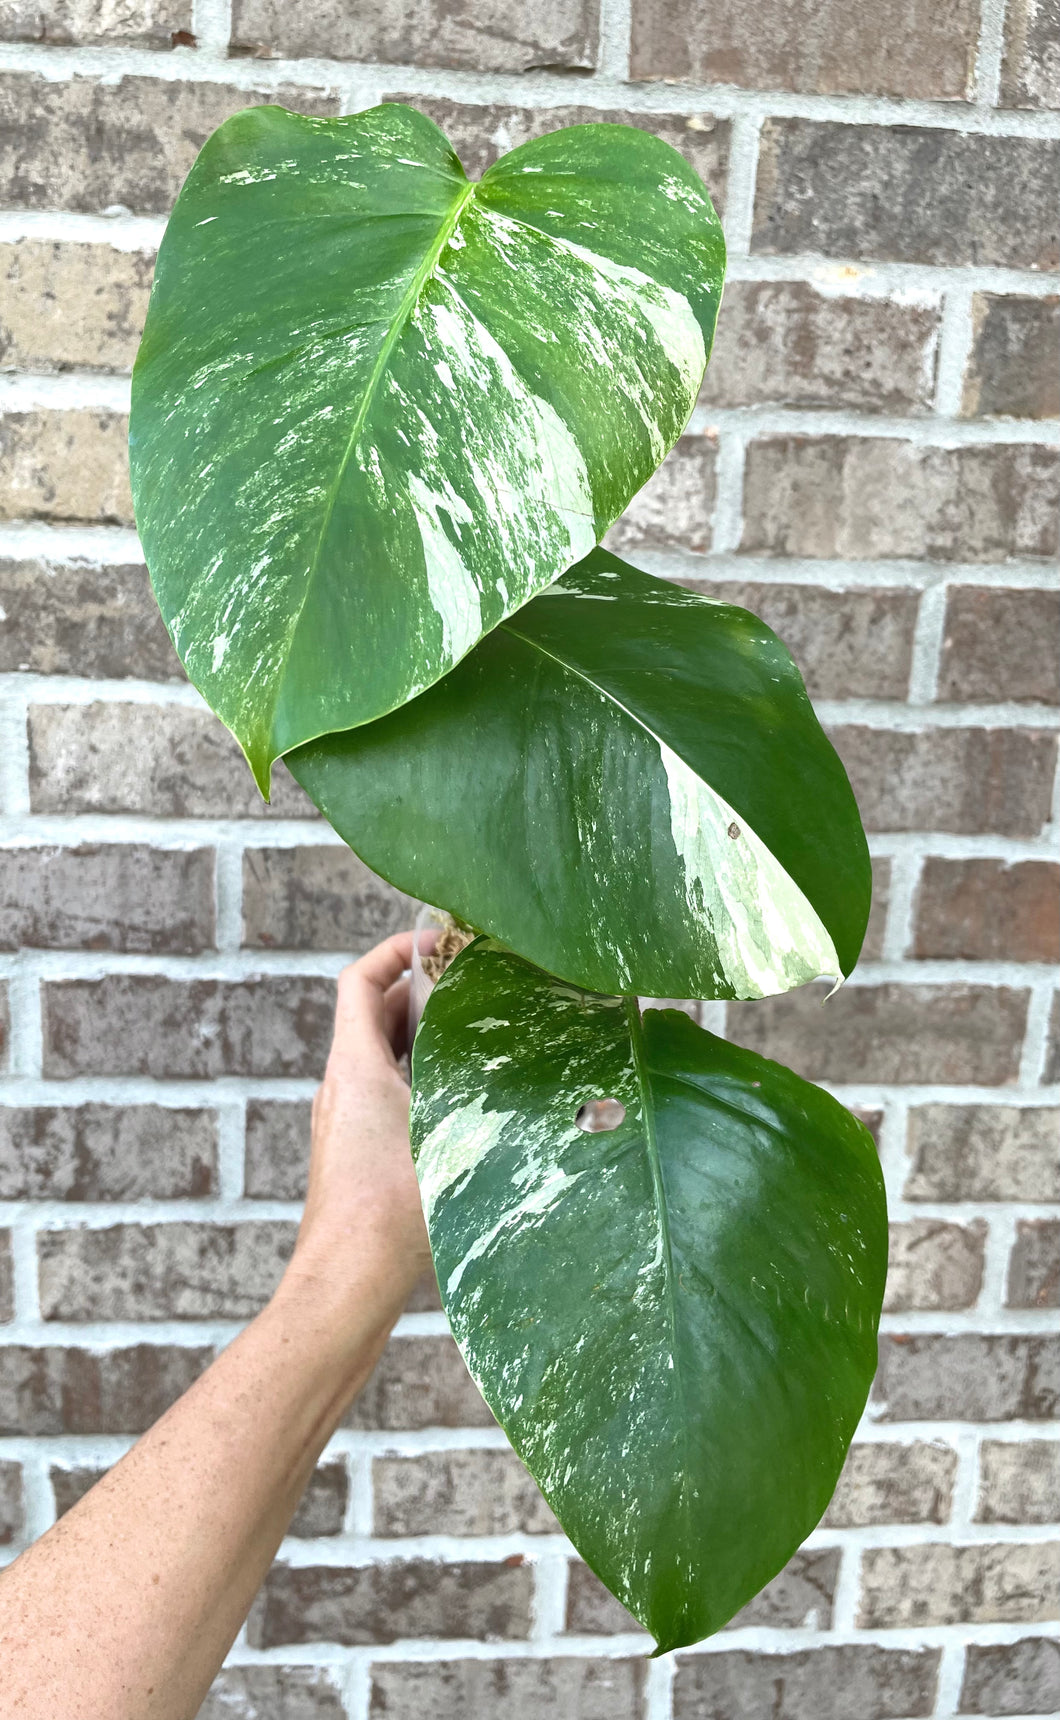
411;939;887;1652
130;103;724;793
290;549;870;998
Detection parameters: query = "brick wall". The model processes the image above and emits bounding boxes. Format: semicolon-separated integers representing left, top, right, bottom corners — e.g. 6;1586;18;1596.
0;2;1057;1716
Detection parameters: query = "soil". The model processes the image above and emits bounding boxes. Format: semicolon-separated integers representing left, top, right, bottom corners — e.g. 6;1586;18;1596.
420;915;475;982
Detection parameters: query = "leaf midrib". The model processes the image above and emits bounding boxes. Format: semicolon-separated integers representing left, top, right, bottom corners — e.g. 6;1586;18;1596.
267;172;479;775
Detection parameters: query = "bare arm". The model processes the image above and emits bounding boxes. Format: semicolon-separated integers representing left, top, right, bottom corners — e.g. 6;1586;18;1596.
0;932;433;1720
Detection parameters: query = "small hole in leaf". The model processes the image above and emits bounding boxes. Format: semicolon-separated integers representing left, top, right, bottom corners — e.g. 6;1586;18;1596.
576;1097;626;1133
727;822;741;840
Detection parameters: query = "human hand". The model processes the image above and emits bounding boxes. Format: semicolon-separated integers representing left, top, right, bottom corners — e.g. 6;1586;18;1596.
284;931;434;1321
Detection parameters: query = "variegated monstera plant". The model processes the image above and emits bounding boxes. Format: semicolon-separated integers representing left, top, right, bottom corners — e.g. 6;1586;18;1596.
130;102;888;1653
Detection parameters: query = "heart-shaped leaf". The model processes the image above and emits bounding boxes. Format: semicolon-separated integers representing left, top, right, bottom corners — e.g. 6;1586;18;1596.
130;103;724;794
290;549;870;999
411;939;887;1652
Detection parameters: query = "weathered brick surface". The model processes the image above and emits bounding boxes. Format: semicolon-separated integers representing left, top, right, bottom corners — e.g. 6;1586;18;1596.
369;1660;645;1720
1047;993;1060;1084
822;1440;956;1527
904;1105;1060;1202
1002;0;1060;108
606;434;716;555
873;1335;1060;1421
960;1637;1060;1715
701;281;939;413
859;1542;1060;1627
0;240;154;372
672;1647;940;1720
51;1454;346;1535
236;0;598;72
677;580;916;701
374;1450;557;1538
0;1459;22;1546
1007;1219;1060;1308
343;1336;493;1431
0;845;214;954
0;1104;216;1200
630;0;976;96
0;74;340;214
28;704;317;819
568;1548;839;1634
242;847;415;952
41;976;335;1079
828;726;1057;836
250;1558;534;1647
884;1219;986;1312
726;982;1028;1085
0;1344;213;1435
386;96;728;199
742;437;1060;561
0;2;192;47
976;1440;1060;1524
37;1221;298;1321
753;122;1060;268
0;410;133;525
199;1668;347;1719
962;294;1060;419
939;587;1060;705
0;559;179;679
0;1232;12;1324
245;1099;312;1201
914;858;1060;962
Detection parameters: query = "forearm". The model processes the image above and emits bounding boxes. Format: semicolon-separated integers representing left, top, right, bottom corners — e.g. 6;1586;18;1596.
0;1253;407;1720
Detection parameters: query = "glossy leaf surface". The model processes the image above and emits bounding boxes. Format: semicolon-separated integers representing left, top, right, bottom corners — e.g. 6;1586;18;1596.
411;939;887;1652
130;102;724;793
290;550;871;998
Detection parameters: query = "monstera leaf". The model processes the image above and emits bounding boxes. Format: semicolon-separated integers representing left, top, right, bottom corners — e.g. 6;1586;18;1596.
289;550;870;1000
411;939;887;1652
130;102;724;793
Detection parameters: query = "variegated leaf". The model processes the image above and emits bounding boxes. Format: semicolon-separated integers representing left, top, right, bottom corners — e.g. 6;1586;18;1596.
410;939;888;1652
289;549;871;1000
129;102;724;794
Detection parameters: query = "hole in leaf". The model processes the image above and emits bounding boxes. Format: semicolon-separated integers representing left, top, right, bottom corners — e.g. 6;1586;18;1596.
727;821;741;840
575;1097;626;1133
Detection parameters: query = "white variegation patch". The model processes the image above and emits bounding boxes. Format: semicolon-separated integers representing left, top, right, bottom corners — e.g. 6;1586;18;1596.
658;740;841;997
416;1092;515;1222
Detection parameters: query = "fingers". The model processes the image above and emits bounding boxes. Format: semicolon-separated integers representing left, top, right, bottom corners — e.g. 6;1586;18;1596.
327;931;419;1077
383;973;411;1063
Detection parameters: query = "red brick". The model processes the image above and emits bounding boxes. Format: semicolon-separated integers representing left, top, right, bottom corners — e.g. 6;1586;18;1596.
0;845;215;954
0;1344;213;1435
0;1104;216;1200
961;1638;1060;1715
702;281;939;413
742;437;1060;562
829;726;1057;837
1002;0;1060;108
905;1105;1060;1202
41;975;335;1079
885;1220;986;1312
37;1221;297;1321
630;0;976;95
0;73;340;215
675;580;916;701
343;1336;493;1431
234;0;598;72
606;434;716;555
369;1660;645;1720
0;1231;12;1323
0;2;192;46
28;704;317;819
726;982;1028;1085
873;1335;1060;1421
201;1669;346;1718
0;1460;22;1546
0;410;133;525
859;1542;1060;1627
242;846;414;951
673;1647;940;1720
374;1451;557;1538
913;859;1060;962
249;1558;533;1647
938;587;1060;704
0;240;155;373
976;1440;1060;1524
753;122;1060;270
1007;1219;1060;1309
822;1441;956;1527
0;558;180;680
962;295;1060;419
